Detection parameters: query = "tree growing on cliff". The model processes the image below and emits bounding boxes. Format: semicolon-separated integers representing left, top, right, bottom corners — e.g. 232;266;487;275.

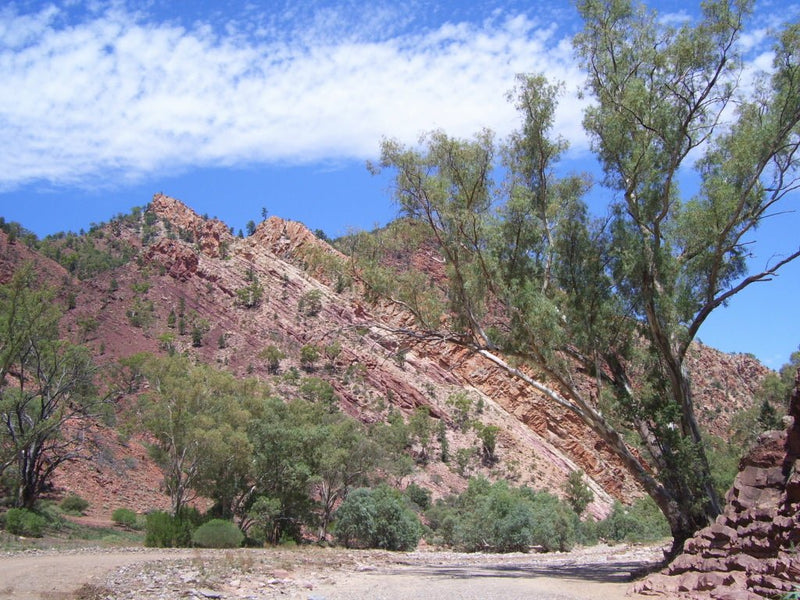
364;0;800;554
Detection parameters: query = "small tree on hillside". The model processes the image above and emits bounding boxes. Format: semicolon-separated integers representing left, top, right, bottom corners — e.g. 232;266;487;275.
564;470;594;517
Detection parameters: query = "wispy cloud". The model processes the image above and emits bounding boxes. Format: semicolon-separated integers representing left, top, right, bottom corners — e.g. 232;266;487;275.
1;0;793;191
0;2;584;190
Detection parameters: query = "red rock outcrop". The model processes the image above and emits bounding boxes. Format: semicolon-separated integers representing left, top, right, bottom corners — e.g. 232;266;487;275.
150;193;233;258
635;370;800;599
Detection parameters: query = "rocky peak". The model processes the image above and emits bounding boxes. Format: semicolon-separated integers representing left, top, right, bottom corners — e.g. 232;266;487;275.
149;193;233;258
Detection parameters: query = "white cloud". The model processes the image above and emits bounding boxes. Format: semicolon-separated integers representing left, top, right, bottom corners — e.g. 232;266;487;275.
0;2;585;189
1;1;791;191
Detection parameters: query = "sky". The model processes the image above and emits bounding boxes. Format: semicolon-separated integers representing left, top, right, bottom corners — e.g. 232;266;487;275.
0;0;798;369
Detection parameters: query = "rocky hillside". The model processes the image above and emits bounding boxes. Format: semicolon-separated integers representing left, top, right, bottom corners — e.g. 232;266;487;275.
0;195;771;520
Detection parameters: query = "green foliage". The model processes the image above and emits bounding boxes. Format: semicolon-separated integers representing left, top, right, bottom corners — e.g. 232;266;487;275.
298;289;324;317
127;297;155;329
425;478;575;552
144;511;178;547
596;498;671;544
0;266;103;508
59;494;89;515
111;508;138;528
259;345;286;374
335;485;422;551
191;519;244;548
564;470;593;517
299;377;338;410
247;496;281;546
474;423;500;465
235;277;265;308
404;483;432;510
323;342;342;368
758;399;783;432
437;420;449;463
447;391;474;431
299;345;319;371
364;3;800;550
408;407;435;463
191;324;206;347
36;230;137;280
3;507;46;537
124;354;270;517
144;508;202;548
756;347;798;414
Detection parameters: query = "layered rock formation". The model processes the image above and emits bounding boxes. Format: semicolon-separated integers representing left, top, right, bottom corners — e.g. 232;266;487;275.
1;195;772;522
635;370;800;599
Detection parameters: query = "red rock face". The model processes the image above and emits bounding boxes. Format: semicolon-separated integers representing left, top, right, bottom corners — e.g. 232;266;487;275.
145;239;198;281
635;370;800;599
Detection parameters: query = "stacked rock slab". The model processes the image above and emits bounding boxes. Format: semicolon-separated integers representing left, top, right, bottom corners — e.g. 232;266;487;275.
635;370;800;599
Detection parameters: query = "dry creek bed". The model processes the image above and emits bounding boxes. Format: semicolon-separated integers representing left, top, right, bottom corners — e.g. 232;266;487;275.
0;543;667;600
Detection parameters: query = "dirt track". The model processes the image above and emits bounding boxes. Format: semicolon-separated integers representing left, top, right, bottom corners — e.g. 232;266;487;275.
0;549;186;600
0;544;665;600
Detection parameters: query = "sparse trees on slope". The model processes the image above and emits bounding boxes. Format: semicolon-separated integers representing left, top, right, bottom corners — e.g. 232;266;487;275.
365;0;800;554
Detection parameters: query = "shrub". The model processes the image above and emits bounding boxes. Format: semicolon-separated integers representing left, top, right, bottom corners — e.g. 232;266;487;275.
298;290;323;317
335;485;421;551
335;489;376;548
404;483;432;510
4;508;46;537
112;508;138;528
191;519;244;548
145;508;202;547
596;497;671;544
145;511;176;547
564;470;593;517
425;478;576;553
60;494;90;515
299;345;319;371
259;345;285;374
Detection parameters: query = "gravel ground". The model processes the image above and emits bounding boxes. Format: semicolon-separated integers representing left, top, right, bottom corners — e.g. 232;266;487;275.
4;543;667;600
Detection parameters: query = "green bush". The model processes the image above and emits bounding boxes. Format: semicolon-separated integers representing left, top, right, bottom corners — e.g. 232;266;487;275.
425;478;576;553
596;497;671;544
112;508;138;528
191;519;244;548
335;485;421;551
404;483;432;510
60;494;89;515
4;508;47;537
145;511;176;547
144;508;202;547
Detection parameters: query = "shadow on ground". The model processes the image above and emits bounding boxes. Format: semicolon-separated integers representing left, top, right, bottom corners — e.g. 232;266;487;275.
384;558;661;584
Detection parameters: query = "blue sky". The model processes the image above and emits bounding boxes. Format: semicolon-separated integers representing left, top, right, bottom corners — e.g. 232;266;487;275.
0;0;798;369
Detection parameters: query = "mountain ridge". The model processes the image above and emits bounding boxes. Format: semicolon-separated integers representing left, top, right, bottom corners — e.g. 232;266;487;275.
0;194;770;521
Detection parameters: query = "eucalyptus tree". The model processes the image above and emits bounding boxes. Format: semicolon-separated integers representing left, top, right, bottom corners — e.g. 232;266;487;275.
128;354;267;517
0;266;104;508
365;0;799;553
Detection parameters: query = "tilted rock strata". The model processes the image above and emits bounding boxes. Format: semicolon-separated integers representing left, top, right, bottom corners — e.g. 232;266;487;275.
0;195;767;522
